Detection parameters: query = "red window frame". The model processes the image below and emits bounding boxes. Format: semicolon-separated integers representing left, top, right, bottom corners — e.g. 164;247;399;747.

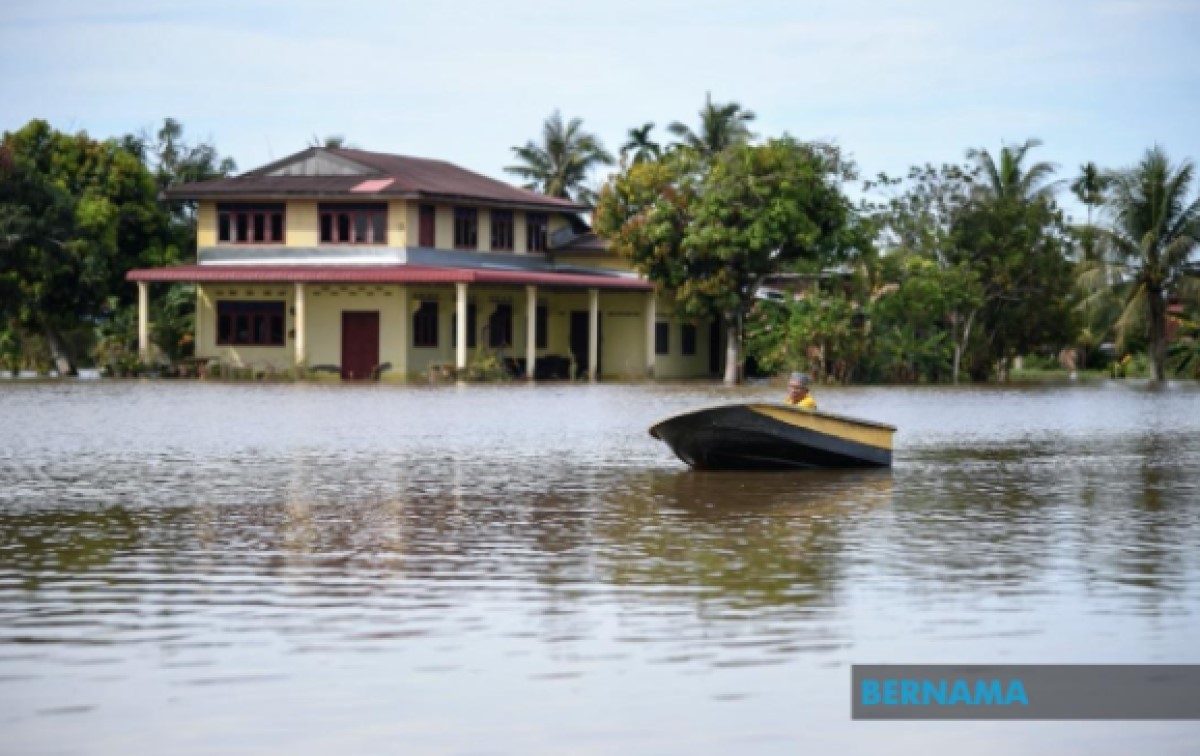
418;205;436;247
217;204;286;245
216;301;286;347
491;210;514;251
527;212;548;252
454;208;478;249
319;204;387;245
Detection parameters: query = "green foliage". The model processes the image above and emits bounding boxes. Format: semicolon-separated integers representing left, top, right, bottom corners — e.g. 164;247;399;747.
666;93;756;160
620;123;661;166
1088;146;1200;381
596;137;856;382
506;111;613;205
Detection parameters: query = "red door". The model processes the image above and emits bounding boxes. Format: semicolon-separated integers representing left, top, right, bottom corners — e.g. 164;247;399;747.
341;311;380;380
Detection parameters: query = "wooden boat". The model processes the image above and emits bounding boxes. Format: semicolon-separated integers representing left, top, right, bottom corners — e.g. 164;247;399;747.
649;403;896;471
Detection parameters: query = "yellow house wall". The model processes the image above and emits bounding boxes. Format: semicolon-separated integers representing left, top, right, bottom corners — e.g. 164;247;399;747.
387;200;408;247
195;283;295;371
287;201;319;247
193;283;712;380
305;284;408;380
553;254;633;272
197;203;217;248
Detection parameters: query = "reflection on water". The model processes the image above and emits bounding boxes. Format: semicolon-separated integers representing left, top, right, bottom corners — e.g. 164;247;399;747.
1;381;1199;754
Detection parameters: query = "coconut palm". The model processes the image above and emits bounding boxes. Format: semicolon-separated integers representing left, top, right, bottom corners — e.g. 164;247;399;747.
620;122;661;166
1071;161;1111;226
1087;146;1200;381
966;138;1059;202
667;93;756;160
505;111;614;205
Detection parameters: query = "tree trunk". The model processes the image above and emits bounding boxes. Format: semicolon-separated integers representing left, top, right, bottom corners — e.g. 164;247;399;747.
43;326;75;376
952;309;976;386
1147;286;1167;382
723;315;741;386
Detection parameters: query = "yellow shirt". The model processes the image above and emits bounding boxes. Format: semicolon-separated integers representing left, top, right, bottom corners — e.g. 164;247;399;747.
786;395;817;410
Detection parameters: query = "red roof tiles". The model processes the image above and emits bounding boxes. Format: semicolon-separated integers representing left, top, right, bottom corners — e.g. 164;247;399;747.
126;264;651;291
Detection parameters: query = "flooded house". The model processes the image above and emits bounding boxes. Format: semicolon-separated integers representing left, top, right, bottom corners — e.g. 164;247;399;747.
127;147;721;380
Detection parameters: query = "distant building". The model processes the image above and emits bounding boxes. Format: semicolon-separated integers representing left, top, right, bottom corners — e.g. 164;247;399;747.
128;148;721;380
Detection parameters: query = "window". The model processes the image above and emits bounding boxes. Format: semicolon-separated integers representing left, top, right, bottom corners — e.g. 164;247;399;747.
413;301;439;348
488;304;513;348
454;208;478;249
491;210;514;251
536;305;548;349
319;204;387;244
419;205;436;247
682;323;697;356
655;322;670;355
451;304;477;349
527;213;548;252
216;301;286;346
217;204;285;244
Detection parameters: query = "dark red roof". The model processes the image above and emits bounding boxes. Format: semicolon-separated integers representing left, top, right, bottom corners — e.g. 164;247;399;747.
126;264;651;291
164;147;586;212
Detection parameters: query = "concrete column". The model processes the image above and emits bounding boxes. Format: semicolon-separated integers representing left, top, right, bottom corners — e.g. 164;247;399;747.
525;285;537;380
455;282;468;371
587;287;599;382
294;282;307;368
645;291;656;378
137;281;150;362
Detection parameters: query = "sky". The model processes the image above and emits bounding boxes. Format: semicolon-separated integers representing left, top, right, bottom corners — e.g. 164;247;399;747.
2;0;1198;221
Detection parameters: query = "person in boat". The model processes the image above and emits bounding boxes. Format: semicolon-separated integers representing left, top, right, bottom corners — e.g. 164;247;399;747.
785;372;817;410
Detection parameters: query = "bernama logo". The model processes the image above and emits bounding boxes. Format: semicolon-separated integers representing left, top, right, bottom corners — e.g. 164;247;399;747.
861;678;1030;706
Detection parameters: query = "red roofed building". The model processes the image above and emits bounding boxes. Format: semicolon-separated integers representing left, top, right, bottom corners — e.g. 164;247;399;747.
128;147;721;380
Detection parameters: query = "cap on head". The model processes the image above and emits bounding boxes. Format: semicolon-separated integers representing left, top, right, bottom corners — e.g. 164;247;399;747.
789;372;811;388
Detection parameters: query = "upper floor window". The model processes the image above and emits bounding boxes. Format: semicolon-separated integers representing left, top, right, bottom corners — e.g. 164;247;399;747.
454;208;478;249
418;205;436;247
218;204;285;244
491;210;514;251
216;301;286;346
527;213;548;252
320;204;387;244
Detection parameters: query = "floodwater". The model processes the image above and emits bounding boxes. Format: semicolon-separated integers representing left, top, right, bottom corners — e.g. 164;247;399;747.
1;380;1198;755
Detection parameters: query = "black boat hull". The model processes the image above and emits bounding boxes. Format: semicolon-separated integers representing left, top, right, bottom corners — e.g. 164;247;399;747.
649;404;894;471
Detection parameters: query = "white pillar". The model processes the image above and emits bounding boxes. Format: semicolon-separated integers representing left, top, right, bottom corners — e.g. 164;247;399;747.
137;281;150;362
294;282;307;368
587;287;599;381
455;282;468;371
525;285;537;380
645;291;656;378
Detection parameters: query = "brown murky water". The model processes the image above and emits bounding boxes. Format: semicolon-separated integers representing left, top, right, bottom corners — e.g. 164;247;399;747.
1;380;1199;754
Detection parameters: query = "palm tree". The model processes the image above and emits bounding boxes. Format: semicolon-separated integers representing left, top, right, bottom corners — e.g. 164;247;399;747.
1090;146;1200;381
667;93;756;160
620;122;661;166
966;138;1059;202
505;111;614;205
1071;161;1110;227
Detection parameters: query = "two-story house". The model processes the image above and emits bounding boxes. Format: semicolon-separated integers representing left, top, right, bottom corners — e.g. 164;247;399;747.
127;147;720;380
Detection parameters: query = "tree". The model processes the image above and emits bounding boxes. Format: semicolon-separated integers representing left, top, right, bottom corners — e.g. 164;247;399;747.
620;122;661;166
667;93;756;160
1071;161;1111;228
0;120;169;374
967;138;1059;203
596;138;855;384
1091;146;1200;381
505;111;613;205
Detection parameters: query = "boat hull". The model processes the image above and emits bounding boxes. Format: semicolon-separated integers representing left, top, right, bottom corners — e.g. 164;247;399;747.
649;404;895;471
